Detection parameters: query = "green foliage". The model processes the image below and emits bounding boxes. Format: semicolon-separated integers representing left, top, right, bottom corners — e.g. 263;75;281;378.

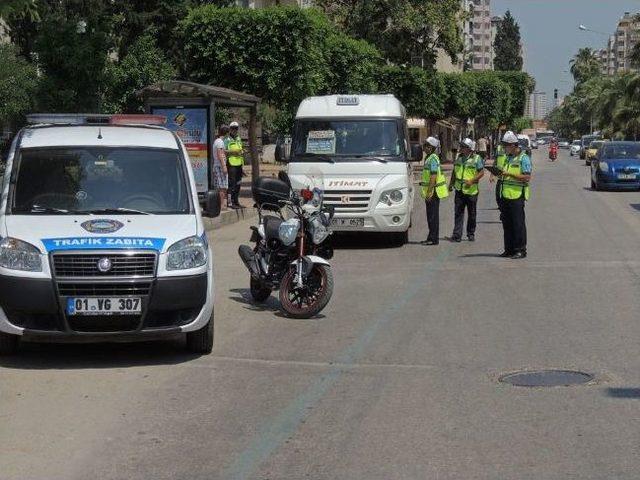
493;11;523;71
471;72;511;131
103;35;176;114
377;66;446;119
0;43;39;126
570;48;602;85
315;0;464;69
493;71;535;121
180;6;384;132
9;0;115;113
511;116;533;133
441;72;477;119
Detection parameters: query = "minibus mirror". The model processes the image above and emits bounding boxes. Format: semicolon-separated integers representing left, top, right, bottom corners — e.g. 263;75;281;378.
206;189;221;218
411;144;423;162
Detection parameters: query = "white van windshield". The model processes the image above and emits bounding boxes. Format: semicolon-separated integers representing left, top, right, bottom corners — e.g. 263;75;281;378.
11;147;191;215
292;120;404;161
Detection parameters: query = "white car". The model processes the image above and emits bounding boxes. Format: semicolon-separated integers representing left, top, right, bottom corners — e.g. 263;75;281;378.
0;114;221;355
570;140;581;156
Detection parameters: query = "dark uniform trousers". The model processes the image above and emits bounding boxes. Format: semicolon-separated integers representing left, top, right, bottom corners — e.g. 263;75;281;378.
502;197;527;254
227;163;243;205
495;179;504;220
453;191;478;239
425;196;440;243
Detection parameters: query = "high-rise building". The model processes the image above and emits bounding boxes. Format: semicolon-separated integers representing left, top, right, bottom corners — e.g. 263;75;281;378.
597;12;640;75
465;0;493;71
525;92;549;120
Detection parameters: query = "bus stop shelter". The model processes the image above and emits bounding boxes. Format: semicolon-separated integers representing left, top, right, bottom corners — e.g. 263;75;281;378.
137;81;262;192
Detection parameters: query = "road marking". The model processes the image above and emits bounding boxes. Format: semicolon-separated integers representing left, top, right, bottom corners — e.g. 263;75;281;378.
223;246;452;480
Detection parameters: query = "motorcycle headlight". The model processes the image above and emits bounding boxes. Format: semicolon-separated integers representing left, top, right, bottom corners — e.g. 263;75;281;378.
0;237;42;272
278;219;300;246
378;189;404;206
599;161;609;172
167;236;207;270
310;216;330;244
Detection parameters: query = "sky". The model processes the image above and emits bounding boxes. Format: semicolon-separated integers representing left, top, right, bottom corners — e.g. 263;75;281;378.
492;0;640;98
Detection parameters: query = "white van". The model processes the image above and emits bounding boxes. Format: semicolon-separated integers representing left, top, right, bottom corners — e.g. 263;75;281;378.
279;95;420;244
0;114;221;355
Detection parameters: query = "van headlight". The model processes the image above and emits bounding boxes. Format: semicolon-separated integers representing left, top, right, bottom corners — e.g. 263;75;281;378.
599;161;609;172
0;237;42;272
378;189;404;206
167;236;207;270
278;219;300;246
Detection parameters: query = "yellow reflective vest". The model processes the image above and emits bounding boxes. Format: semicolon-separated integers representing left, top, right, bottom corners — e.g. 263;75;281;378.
226;136;244;167
420;153;449;200
453;153;482;195
500;152;530;200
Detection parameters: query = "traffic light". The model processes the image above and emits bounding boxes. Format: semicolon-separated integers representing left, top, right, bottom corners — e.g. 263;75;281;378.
554;89;558;99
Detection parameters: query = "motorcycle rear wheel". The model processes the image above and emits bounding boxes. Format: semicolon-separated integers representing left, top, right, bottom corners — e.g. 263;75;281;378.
279;265;333;319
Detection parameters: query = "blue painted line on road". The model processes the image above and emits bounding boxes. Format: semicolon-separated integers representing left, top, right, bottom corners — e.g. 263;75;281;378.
224;245;452;480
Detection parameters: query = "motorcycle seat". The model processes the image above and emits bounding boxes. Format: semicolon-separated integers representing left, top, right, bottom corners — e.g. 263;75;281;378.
263;215;283;241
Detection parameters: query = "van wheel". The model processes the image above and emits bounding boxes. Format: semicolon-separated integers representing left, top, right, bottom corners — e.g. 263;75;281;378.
0;332;19;355
186;310;214;354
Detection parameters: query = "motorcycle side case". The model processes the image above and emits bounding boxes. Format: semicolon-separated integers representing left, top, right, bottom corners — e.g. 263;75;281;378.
253;177;290;210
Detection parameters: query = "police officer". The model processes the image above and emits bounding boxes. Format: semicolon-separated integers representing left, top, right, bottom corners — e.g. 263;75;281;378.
420;137;449;245
225;121;244;209
499;131;532;259
449;138;484;242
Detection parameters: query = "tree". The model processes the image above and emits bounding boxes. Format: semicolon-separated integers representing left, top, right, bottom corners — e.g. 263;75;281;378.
0;43;39;127
103;35;177;114
315;0;464;69
0;0;38;21
493;11;523;71
569;48;601;85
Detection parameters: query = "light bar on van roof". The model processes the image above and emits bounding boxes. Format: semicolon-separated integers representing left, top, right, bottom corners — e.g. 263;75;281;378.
26;113;167;126
110;114;166;126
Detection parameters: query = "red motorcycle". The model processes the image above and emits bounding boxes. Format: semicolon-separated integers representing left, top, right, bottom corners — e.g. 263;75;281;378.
549;144;558;161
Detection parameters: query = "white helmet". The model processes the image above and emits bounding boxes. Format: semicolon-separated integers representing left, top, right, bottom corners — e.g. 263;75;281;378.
425;136;440;149
230;121;240;128
460;138;475;151
501;131;519;144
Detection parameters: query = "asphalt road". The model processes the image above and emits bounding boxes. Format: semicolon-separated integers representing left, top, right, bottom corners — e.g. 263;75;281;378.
2;149;640;480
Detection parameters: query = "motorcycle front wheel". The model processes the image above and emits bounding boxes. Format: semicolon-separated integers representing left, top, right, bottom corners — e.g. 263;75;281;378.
279;264;334;319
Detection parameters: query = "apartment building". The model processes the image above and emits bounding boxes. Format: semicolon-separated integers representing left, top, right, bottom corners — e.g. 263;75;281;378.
525;92;549;121
465;0;493;71
598;12;640;75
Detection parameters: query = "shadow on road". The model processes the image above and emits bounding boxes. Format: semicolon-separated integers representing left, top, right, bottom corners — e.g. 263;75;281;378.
477;220;501;224
228;289;326;320
458;253;503;258
332;232;405;250
631;204;640;212
0;339;202;370
605;388;640;399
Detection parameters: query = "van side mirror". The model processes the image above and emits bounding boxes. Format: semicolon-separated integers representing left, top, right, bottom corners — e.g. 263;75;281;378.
411;144;423;162
275;136;291;163
206;189;221;218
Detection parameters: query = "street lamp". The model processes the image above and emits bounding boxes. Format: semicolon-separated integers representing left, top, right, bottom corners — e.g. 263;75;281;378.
578;24;609;36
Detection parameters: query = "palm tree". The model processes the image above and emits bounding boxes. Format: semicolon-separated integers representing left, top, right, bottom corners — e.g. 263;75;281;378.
569;48;602;84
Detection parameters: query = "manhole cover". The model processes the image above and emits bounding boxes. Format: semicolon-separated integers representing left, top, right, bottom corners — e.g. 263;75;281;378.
499;370;594;387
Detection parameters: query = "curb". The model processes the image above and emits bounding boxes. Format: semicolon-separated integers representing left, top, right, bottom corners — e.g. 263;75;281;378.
204;206;257;232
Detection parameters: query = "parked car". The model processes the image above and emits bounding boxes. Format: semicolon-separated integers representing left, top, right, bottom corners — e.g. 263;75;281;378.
587;140;608;165
591;141;640;190
558;139;570;149
570;140;581;156
531;139;539;149
517;134;532;156
580;134;599;160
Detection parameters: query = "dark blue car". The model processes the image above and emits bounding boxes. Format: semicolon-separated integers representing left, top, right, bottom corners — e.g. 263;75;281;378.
591;141;640;191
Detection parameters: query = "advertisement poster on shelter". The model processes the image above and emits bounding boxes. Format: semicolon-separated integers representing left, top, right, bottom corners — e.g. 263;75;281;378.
152;107;209;193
